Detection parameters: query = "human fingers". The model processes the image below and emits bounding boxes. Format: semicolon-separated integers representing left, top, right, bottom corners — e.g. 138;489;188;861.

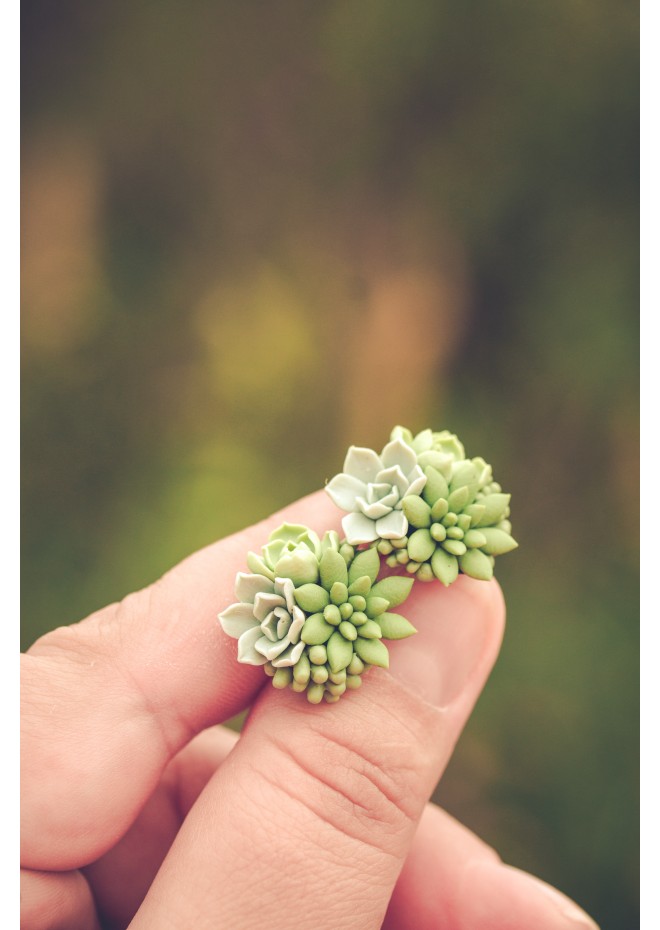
131;575;506;930
383;803;599;930
20;868;100;930
21;490;341;871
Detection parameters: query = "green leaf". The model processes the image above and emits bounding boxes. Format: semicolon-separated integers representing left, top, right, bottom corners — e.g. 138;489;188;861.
354;637;390;669
327;631;354;673
246;551;275;580
376;612;418;640
365;596;389;618
370;575;415;608
292;653;311;684
431;549;459;586
442;539;467;557
347;575;372;597
320;549;348;589
459;549;494;581
463;503;486;525
477;494;511;527
348;547;380;585
401;495;432;528
421;466;449;507
447;486;469;514
479;528;518;555
463;529;488;549
449;461;480;501
407;528;435;563
294;584;330;613
301;612;335;645
357;619;383;639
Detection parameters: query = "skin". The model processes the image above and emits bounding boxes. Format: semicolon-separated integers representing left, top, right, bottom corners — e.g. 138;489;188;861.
21;491;599;929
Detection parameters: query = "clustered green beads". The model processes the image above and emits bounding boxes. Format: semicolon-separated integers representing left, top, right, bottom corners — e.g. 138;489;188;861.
268;546;416;704
219;426;518;704
378;457;517;585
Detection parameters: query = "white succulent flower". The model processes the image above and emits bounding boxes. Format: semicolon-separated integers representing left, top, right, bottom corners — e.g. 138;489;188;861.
218;573;306;667
325;438;427;544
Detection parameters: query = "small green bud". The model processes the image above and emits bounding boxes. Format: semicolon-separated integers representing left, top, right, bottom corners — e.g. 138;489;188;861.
309;645;328;665
417;562;434;582
307;683;325;704
391;536;408;549
386;554;398;567
396;549;410;565
406;560;421;573
272;667;293;689
463;529;487;549
324;692;341;703
323;604;341;625
358;620;383;639
263;662;276;677
294;583;330;613
365;596;389;618
339;602;354;620
430;523;447;542
354;637;390;669
348;594;367;611
442;512;458;527
330;581;349;605
291;679;308;692
431;548;459;586
347;654;365;675
293;653;311;684
447;485;470;514
274;549;320;586
459;548;494;581
402;495;432;528
463;503;486;525
310;664;329;683
327;630;353;672
446;526;464;540
346;675;362;690
457;513;472;531
443;539;467;556
339;543;355;564
430;498;449;521
328;668;347;684
326;681;347;697
408;528;435;562
351;611;368;626
377;539;393;555
339;620;358;641
301;613;334;645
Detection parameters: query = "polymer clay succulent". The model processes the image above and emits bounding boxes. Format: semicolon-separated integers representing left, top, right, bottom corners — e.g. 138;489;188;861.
219;525;417;704
218;425;517;704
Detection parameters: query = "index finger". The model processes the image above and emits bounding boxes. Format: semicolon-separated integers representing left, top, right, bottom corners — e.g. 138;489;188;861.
21;490;342;870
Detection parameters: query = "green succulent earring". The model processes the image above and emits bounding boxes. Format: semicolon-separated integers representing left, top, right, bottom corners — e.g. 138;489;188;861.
218;425;517;704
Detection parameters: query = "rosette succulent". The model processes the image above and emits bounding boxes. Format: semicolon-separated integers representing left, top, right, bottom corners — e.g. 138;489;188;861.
377;456;517;585
219;525;417;704
325;439;426;545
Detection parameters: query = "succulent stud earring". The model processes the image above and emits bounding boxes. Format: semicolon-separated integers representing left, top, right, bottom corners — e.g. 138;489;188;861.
219;426;517;704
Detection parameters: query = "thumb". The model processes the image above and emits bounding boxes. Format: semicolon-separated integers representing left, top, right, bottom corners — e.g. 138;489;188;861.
132;575;505;930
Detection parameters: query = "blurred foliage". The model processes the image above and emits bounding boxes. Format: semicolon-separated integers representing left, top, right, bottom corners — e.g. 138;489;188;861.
22;1;638;927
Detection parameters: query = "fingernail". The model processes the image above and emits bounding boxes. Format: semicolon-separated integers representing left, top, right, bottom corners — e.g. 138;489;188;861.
388;574;503;707
463;861;600;929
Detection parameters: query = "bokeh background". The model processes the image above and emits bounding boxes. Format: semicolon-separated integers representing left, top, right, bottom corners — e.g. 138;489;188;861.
22;2;639;927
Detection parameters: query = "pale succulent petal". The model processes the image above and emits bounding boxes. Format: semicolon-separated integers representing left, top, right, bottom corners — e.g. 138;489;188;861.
219;602;258;639
271;640;305;668
261;637;291;661
406;466;427;498
375;509;408;539
342;511;379;544
276;576;296;612
234;572;274;604
276;611;291;639
260;611;279;642
366;482;392;504
411;428;434;453
380;438;418;475
358;498;393;520
288;613;305;643
237;626;268;665
390;425;414;445
343;446;383;484
325;473;367;511
252;591;285;621
376;464;408;499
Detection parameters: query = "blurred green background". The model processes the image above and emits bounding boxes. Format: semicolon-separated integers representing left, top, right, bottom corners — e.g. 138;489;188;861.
21;1;638;927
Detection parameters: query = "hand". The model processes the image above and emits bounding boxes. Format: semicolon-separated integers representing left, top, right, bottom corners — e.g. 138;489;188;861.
21;491;598;929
